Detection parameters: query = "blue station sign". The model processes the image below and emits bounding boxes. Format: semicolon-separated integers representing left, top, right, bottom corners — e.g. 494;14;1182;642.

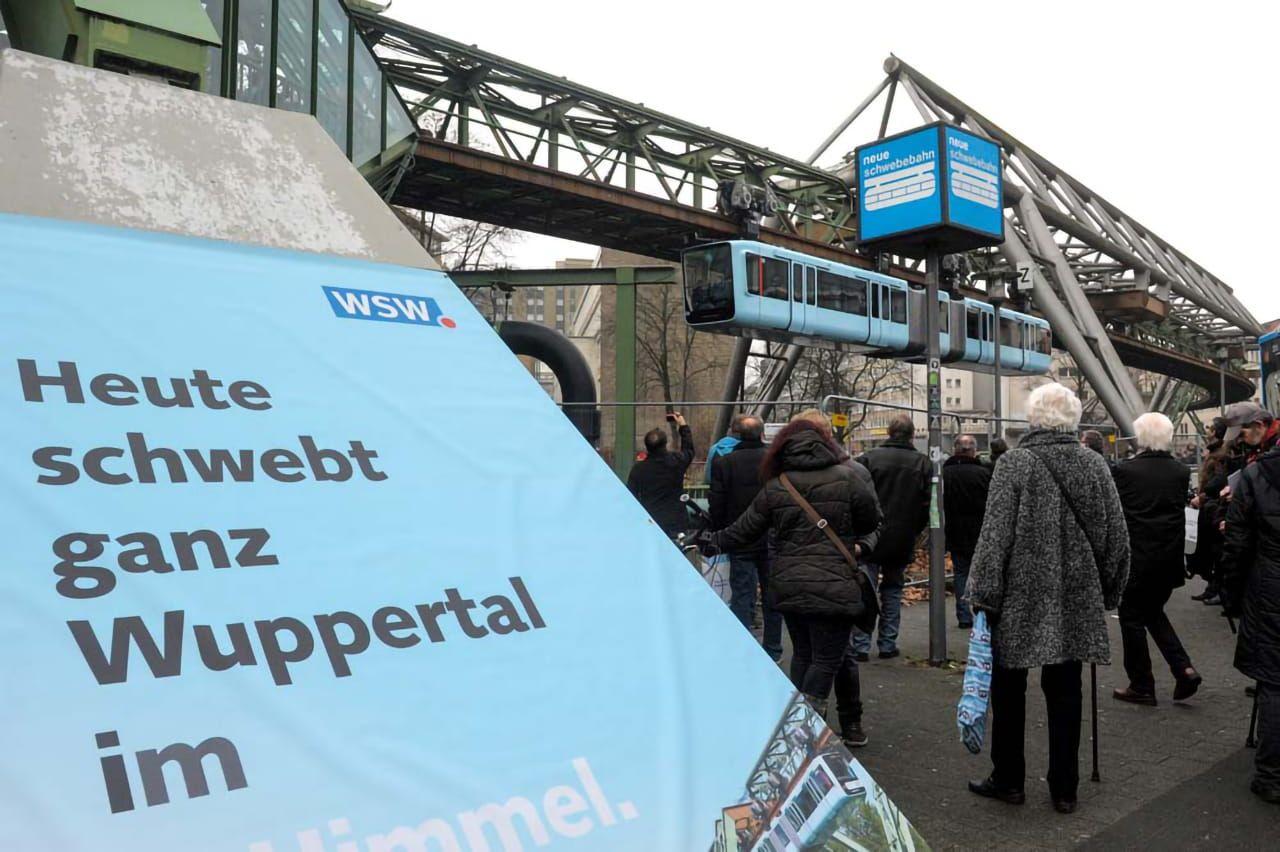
856;123;1004;255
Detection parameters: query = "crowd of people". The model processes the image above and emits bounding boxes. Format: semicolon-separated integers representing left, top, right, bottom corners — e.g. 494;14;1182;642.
625;385;1280;812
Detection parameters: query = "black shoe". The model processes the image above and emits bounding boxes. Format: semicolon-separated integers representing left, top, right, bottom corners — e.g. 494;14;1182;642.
1247;684;1257;698
1202;595;1223;606
1052;798;1078;814
968;777;1025;805
1113;687;1158;706
958;621;974;630
1251;780;1280;804
878;648;901;659
853;651;869;663
1173;669;1203;701
842;722;869;749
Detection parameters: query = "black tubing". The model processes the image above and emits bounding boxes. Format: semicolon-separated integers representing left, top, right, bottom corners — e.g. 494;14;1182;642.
496;320;600;445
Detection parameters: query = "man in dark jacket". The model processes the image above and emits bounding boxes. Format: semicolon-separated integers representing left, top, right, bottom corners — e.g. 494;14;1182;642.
1112;413;1201;705
853;413;931;659
626;413;694;538
710;414;782;660
943;434;990;629
1221;444;1280;804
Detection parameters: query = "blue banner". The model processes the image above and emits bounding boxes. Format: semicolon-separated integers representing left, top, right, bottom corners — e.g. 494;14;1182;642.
0;214;925;851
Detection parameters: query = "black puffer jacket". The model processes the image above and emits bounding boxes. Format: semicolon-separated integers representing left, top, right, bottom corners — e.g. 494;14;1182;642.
856;440;930;566
1113;450;1190;594
715;431;882;617
1221;447;1280;685
942;454;991;557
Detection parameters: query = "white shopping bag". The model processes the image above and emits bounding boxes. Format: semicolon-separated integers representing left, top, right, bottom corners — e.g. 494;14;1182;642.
1185;506;1199;555
697;552;732;603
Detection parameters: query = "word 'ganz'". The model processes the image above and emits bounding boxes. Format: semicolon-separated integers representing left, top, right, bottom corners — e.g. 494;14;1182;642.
54;527;277;600
17;359;271;411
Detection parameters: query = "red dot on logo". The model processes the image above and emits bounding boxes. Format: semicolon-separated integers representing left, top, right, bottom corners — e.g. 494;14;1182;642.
440;317;456;329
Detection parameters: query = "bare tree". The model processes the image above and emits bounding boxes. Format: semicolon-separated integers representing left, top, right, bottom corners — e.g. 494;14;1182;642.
778;350;915;430
394;207;524;323
634;281;728;436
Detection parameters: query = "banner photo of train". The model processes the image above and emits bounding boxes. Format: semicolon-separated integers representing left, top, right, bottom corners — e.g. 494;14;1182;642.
0;213;930;851
682;240;1051;376
712;693;928;852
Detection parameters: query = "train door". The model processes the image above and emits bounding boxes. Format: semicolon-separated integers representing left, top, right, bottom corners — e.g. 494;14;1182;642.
788;262;808;332
981;309;994;365
870;282;893;347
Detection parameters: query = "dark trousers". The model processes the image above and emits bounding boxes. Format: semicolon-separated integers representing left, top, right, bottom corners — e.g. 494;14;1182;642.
1118;585;1192;694
990;661;1082;800
784;612;858;714
851;561;905;654
1258;681;1280;789
728;551;784;658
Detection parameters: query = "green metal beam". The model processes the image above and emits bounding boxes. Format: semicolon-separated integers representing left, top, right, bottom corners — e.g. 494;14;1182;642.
450;266;674;288
613;266;636;481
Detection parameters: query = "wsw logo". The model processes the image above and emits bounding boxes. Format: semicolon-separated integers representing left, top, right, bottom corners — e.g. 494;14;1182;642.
323;286;456;328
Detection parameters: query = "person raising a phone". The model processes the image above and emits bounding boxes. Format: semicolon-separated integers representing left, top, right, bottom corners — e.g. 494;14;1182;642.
627;412;695;539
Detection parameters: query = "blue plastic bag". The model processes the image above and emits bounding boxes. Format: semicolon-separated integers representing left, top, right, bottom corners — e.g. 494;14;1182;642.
957;611;993;754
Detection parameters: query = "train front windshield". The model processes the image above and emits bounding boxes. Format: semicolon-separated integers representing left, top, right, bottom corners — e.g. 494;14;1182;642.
683;243;734;323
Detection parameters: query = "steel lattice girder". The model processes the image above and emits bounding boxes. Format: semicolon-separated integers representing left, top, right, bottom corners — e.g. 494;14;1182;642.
352;10;856;244
871;58;1260;341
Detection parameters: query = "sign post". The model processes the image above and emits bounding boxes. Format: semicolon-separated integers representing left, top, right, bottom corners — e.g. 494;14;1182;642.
924;254;947;666
857;123;1005;665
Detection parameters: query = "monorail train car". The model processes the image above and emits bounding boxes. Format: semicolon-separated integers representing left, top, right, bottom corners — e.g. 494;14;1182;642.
682;240;1052;376
750;753;867;852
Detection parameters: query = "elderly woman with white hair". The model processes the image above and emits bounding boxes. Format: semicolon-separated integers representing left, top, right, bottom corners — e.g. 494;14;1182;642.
1111;412;1201;706
966;382;1130;815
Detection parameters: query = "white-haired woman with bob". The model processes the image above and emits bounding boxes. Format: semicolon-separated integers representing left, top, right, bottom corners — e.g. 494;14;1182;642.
966;382;1130;815
1111;412;1200;706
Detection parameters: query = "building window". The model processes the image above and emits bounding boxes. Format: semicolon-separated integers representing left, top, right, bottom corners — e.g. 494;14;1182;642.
200;1;224;95
316;0;349;153
276;0;314;113
235;0;272;105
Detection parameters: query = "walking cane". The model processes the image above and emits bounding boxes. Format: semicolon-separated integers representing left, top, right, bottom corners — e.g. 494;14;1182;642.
1091;663;1100;782
1247;688;1260;749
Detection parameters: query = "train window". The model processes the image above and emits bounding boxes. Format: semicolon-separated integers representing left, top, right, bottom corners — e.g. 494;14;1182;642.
762;257;789;300
1000;316;1018;347
871;284;881;317
890;288;907;323
785;804;803;831
817;270;867;316
1039;326;1052;354
967;306;981;340
939;300;949;334
811;764;834;795
682;244;733;322
807;267;817;307
791;264;804;302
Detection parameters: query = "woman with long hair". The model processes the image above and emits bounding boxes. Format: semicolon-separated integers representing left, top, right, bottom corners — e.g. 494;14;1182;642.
712;419;881;746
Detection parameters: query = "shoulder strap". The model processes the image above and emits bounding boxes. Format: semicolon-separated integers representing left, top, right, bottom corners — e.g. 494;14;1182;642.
779;473;857;568
1027;449;1105;570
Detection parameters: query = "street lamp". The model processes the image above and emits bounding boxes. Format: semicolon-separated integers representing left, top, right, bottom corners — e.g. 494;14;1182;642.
989;276;1010;441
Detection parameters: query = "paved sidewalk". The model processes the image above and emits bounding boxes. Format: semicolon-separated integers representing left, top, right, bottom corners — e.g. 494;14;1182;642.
768;582;1268;849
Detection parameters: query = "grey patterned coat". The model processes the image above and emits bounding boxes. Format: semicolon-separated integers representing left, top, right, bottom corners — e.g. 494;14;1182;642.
966;429;1130;669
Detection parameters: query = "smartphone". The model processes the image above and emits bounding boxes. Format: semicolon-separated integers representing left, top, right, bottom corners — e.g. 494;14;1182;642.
665;413;677;422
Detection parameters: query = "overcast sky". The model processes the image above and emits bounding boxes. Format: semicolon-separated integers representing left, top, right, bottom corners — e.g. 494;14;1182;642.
390;0;1280;323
